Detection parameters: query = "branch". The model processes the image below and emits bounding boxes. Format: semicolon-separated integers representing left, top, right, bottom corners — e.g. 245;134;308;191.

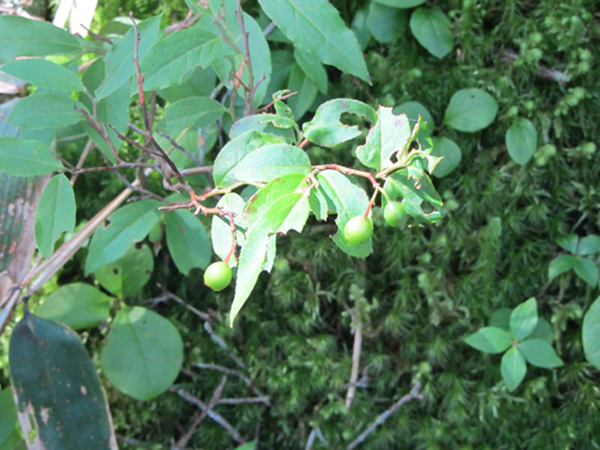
345;315;363;410
306;428;331;450
192;363;266;400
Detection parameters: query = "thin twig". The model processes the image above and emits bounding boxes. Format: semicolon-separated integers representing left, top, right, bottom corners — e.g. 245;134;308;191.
204;322;246;369
345;315;363;410
74;105;122;162
216;396;270;405
306;428;331;450
192;363;266;400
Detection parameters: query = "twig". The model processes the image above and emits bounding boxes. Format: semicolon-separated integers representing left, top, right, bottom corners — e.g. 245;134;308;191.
501;48;569;85
74;105;122;162
82;25;114;45
70;138;95;185
345;315;363;410
203;322;246;369
192;363;266;400
163;293;211;321
306;428;331;450
216;396;270;405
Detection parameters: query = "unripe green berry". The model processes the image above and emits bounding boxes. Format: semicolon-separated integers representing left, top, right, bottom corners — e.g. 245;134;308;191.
344;216;373;245
383;201;408;227
204;261;232;292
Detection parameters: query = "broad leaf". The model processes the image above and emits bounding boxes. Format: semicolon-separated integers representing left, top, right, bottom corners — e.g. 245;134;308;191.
548;254;577;280
293;48;328;94
529;318;554;345
94;245;154;298
509;297;538;341
0;388;17;446
583;296;600;371
303;99;378;147
410;8;453;59
165;209;211;275
556;233;578;254
573;256;599;287
374;0;427;7
367;2;408;44
517;339;563;368
35;174;76;258
36;283;112;330
9;94;87;129
211;193;247;267
258;0;370;82
489;308;512;330
506;118;537;165
287;64;319;120
443;88;498;132
101;306;183;400
165;96;227;134
501;346;527;392
430;136;461;177
2;59;85;92
234;143;312;183
464;327;512;354
229;114;295;142
0;137;62;176
157;66;216;103
393;101;435;137
85;200;162;273
578;235;600;256
351;8;371;51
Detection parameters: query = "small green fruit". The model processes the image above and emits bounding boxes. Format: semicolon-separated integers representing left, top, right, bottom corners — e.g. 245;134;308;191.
383;201;408;227
204;262;232;292
344;216;373;245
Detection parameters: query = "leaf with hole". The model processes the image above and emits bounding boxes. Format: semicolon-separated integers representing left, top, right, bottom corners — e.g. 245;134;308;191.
94;245;154;298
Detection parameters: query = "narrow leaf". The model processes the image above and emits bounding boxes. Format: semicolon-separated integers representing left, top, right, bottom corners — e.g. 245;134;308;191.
517;339;563;368
9;94;87;130
2;59;85;92
501;346;527;392
0;137;62;176
583;296;600;371
509;297;538;341
464;327;513;354
443;88;498;132
165;209;211;275
410;8;454;59
506;118;537;165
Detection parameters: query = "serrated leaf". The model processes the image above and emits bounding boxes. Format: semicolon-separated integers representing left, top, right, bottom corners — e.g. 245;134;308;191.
303;99;377;147
367;2;408;44
258;0;370;82
430;136;461;177
0;137;62;176
501;346;527;392
101;306;183;400
556;233;578;254
35;283;112;330
583;296;600;371
2;59;85;92
374;0;427;7
0;15;82;63
548;254;577;280
9;312;116;449
85;200;162;274
410;8;454;59
573;256;599;287
234;143;312;183
578;235;600;256
464;327;513;354
9;94;87;129
443;88;498;132
287;64;319;120
517;339;563;368
165;209;211;275
211;193;247;268
94;245;154;298
510;297;538;341
164;96;227;134
506;118;537;165
355;107;411;171
35;174;76;258
293;48;328;94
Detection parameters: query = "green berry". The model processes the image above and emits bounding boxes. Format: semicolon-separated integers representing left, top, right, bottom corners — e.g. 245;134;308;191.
204;262;232;292
344;216;373;245
383;201;408;227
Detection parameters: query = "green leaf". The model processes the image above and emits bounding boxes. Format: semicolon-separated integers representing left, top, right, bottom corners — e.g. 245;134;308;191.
35;174;76;258
2;59;85;92
287;64;319;120
293;48;328;94
430;137;462;178
0;16;82;63
85;200;162;274
164;96;227;134
517;339;563;368
464;327;513;354
9;313;115;448
303;99;378;147
0;388;17;446
165;209;211;275
510;297;538;341
577;235;600;256
583;296;600;371
374;0;427;7
234;143;312;183
409;8;454;59
213;131;284;188
139;26;222;92
232;193;310;325
356;106;411;171
393;101;435;136
506;118;537;165
229;114;295;142
35;283;112;330
556;233;578;254
367;2;408;44
443;88;498;132
548;254;577;280
530;318;554;345
573;256;599;287
96;15;163;99
157;66;217;103
316;170;371;257
101;306;183;400
0;137;62;176
94;245;154;298
257;0;370;82
501;346;527;392
9;94;86;130
211;193;247;267
234;442;258;450
351;8;371;51
489;308;512;330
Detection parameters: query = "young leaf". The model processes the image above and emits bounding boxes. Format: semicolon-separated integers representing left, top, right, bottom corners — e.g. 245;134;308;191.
409;8;454;59
257;0;370;82
548;254;577;280
211;193;247;267
101;306;183;400
303;99;377;147
501;346;527;392
2;59;85;92
430;136;462;177
93;245;154;298
506;118;537;165
367;2;408;44
164;96;228;134
35;283;112;330
443;88;498;132
529;318;554;345
489;308;512;330
374;0;427;7
165;209;211;275
287;64;319;120
355;107;412;171
517;339;563;368
85;200;162;274
573;256;599;287
464;327;512;354
582;296;600;371
556;234;578;254
9;94;87;130
577;235;600;256
234;144;312;183
293;48;328;94
35;174;76;258
0;137;62;177
509;297;538;341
